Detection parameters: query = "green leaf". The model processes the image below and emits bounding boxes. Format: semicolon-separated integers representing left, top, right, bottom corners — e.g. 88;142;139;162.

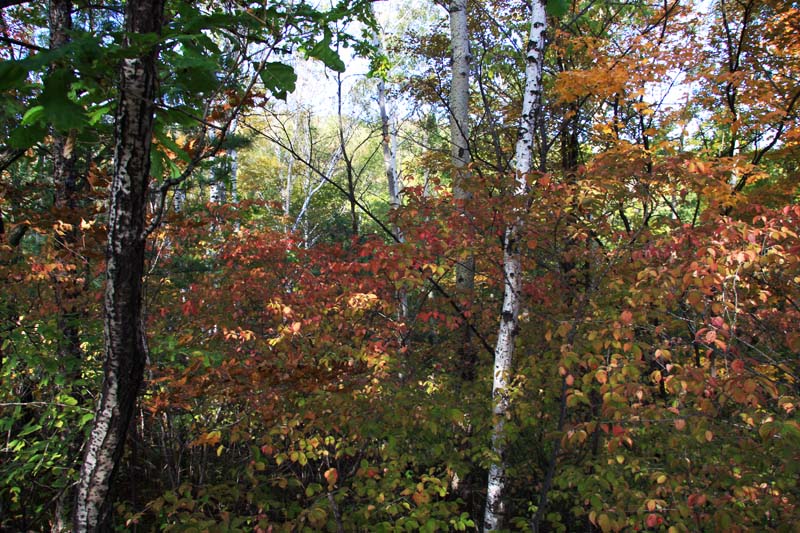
59;395;79;406
547;0;570;17
8;123;47;149
0;60;28;91
259;62;297;101
18;423;42;437
40;69;88;132
306;32;345;73
21;105;46;126
87;104;113;126
169;45;219;93
150;148;164;180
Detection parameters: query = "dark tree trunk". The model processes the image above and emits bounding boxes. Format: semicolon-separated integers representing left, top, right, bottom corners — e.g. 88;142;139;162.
72;0;165;530
48;0;83;367
48;5;84;527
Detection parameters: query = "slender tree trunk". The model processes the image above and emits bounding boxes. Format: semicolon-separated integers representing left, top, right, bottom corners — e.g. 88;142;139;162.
210;163;227;204
483;1;546;530
372;9;408;318
172;187;186;212
449;0;471;203
49;0;77;214
49;0;82;367
281;108;302;231
422;111;437;197
72;0;165;530
283;151;295;220
292;145;342;235
228;119;239;204
378;78;401;230
48;4;83;528
449;0;477;380
336;71;358;237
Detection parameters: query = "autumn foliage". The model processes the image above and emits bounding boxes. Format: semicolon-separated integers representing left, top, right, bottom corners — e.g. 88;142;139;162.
1;0;799;531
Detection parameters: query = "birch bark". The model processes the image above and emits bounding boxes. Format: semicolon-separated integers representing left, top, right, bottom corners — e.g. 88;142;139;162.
449;0;478;379
483;1;547;530
378;78;401;226
72;0;165;529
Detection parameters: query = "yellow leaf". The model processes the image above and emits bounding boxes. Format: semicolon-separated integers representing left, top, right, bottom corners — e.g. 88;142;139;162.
597;513;612;532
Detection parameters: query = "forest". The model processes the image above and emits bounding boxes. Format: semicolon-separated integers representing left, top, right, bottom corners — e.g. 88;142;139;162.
0;0;798;531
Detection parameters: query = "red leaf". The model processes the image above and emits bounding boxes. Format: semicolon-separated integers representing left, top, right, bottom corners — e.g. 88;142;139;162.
645;513;662;528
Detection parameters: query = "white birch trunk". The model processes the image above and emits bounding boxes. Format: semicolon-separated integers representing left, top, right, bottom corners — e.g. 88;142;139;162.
423;111;436;198
72;1;165;529
483;1;547;530
228;122;239;204
292;146;342;234
210;163;227;204
378;79;401;214
449;0;473;290
172;188;186;213
449;0;471;182
371;6;407;317
449;0;480;380
377;66;409;318
281;109;303;230
371;5;402;221
282;149;295;222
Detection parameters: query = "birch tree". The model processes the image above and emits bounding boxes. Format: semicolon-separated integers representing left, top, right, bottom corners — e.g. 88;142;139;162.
72;0;165;529
483;0;547;529
448;0;477;379
377;65;401;233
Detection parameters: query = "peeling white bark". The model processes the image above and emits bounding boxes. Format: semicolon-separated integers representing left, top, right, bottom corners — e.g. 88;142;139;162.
483;1;547;530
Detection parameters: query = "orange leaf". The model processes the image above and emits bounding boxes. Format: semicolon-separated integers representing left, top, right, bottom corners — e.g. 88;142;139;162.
324;468;338;488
